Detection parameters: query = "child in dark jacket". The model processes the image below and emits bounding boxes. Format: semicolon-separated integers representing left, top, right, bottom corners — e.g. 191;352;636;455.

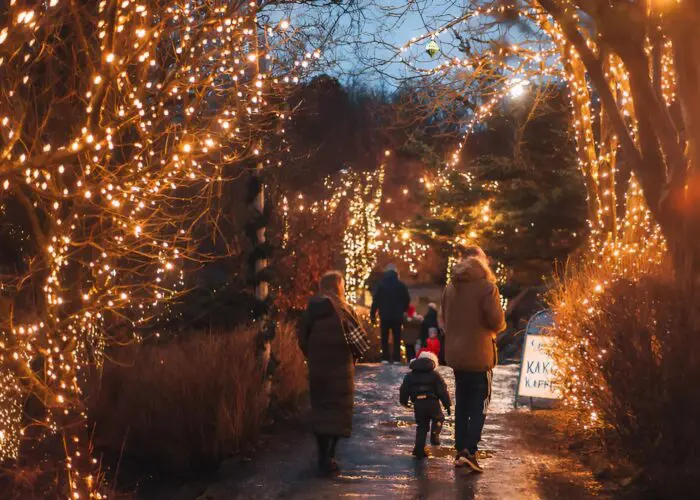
399;350;452;459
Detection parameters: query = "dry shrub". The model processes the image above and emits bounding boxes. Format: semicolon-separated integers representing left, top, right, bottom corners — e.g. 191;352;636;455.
92;321;306;475
270;321;308;411
551;255;700;496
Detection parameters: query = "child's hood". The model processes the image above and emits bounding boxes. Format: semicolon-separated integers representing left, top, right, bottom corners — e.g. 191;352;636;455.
409;350;438;372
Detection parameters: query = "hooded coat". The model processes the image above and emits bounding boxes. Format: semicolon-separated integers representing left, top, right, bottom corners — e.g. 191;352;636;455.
399;352;451;409
298;296;356;437
370;270;410;323
440;258;507;372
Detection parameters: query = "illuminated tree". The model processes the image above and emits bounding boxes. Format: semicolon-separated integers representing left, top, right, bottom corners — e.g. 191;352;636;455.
370;1;698;303
0;0;313;495
417;85;587;278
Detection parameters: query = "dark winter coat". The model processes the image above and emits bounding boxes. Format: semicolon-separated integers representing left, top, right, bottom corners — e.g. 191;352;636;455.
399;357;451;409
370;270;410;323
403;318;422;345
298;296;357;437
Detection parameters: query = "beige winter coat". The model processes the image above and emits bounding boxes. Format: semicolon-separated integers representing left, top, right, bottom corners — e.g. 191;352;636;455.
440;258;507;372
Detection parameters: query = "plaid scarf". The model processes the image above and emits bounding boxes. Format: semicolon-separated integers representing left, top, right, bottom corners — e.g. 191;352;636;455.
328;297;370;360
342;318;371;360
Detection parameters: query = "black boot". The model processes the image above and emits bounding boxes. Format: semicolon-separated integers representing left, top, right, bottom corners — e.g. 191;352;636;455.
430;420;443;446
316;435;331;473
413;424;428;459
328;436;340;473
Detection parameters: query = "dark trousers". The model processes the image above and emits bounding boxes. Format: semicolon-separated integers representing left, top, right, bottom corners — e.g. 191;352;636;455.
315;434;339;466
454;370;492;455
380;320;403;362
405;343;417;361
414;398;444;451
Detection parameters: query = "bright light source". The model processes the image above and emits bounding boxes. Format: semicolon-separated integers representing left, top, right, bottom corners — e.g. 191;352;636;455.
508;78;529;98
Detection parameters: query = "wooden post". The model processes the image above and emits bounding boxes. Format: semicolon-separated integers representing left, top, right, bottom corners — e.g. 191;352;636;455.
252;161;272;397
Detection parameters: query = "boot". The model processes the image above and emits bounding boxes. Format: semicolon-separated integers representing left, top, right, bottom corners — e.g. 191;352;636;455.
413;426;428;459
412;446;428;459
316;435;331;473
430;420;443;446
328;436;340;473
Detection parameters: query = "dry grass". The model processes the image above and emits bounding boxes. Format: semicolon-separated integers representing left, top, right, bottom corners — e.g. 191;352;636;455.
270;321;308;412
91;321;307;475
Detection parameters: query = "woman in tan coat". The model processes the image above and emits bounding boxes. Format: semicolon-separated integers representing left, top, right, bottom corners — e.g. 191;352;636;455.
440;249;506;472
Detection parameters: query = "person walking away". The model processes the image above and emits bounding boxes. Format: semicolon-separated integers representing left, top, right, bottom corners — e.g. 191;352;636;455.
440;253;506;473
371;264;410;364
403;304;423;361
298;271;368;475
399;350;451;459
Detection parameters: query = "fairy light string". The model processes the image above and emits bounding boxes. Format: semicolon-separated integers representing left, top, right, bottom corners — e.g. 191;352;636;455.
0;1;318;496
395;1;672;428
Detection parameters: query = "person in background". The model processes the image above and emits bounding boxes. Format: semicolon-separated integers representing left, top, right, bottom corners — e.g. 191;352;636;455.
420;303;441;362
424;327;441;357
371;263;410;364
399;349;451;459
440;247;506;473
298;271;366;476
403;304;422;361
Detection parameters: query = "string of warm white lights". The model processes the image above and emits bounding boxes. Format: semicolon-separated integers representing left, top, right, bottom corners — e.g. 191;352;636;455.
395;1;673;430
0;1;316;496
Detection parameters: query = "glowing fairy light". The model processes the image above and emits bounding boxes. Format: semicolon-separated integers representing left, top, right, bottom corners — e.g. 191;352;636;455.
395;1;673;432
0;0;318;495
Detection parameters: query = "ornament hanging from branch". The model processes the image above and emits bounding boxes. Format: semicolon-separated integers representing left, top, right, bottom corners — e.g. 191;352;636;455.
426;40;440;58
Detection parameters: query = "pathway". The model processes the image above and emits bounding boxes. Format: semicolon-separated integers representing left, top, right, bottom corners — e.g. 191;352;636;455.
195;364;605;500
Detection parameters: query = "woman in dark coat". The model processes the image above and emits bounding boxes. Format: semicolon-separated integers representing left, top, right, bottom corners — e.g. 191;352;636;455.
298;271;363;475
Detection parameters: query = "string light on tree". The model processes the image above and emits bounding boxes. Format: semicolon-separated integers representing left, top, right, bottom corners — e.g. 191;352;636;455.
0;1;317;495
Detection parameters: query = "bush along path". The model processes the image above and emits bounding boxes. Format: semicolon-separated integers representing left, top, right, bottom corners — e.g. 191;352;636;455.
191;364;606;500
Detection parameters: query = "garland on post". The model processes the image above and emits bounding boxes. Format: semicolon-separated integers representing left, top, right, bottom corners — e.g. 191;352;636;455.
246;164;278;393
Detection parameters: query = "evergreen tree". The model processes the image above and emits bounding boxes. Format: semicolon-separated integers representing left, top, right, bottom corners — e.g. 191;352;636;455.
417;86;587;279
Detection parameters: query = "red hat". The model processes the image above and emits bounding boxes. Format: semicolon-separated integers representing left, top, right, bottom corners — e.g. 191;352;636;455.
407;304;416;318
425;337;440;356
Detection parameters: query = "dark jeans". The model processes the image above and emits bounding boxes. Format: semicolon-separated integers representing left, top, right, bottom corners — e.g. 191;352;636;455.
315;434;339;466
454;370;492;455
405;343;417;361
380;320;402;362
414;398;444;451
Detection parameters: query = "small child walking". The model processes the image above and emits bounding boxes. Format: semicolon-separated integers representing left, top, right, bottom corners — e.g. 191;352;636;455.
424;327;441;358
399;350;451;459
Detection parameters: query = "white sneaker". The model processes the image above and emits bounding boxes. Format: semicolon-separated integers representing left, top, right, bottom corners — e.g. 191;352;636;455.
381;360;390;365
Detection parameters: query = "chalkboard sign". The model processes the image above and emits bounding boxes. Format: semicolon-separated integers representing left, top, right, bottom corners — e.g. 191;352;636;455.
516;310;560;401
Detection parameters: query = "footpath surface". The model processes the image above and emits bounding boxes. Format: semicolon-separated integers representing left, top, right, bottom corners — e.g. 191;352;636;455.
192;364;606;500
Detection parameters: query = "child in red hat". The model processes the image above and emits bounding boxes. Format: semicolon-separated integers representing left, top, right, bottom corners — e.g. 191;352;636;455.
418;327;441;359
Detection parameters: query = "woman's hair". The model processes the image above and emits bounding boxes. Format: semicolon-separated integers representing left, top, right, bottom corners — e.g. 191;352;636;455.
468;255;498;284
319;270;346;299
319;270;359;324
460;245;487;261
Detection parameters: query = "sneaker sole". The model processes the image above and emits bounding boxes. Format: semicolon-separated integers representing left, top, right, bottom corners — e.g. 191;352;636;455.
462;458;483;473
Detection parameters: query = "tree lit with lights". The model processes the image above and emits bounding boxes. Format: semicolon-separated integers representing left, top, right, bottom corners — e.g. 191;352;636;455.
386;0;700;430
0;0;315;496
